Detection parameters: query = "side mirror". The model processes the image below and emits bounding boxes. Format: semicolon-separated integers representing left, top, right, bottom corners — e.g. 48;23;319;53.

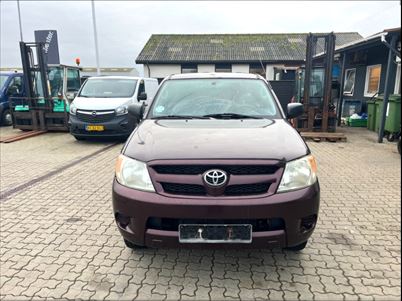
6;86;18;96
287;103;304;119
66;91;77;101
128;103;145;120
138;92;147;101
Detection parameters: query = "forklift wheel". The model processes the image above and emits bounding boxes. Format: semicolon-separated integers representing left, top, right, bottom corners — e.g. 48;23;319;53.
398;139;401;155
386;133;395;142
74;136;86;141
1;109;12;126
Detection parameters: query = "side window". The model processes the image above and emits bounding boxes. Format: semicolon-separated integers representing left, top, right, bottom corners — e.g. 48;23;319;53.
7;76;23;95
144;80;157;100
66;69;81;92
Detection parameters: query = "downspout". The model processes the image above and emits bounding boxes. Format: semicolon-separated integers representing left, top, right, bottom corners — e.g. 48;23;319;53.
146;63;151;78
378;34;398;143
337;52;347;126
381;33;401;58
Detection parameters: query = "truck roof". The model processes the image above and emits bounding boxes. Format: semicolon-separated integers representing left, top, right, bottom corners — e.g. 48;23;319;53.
168;72;263;80
0;72;23;76
86;76;152;81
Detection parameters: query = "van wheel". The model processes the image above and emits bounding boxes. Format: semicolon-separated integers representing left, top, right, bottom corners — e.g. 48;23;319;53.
286;241;308;251
74;135;85;141
124;239;145;249
1;109;12;126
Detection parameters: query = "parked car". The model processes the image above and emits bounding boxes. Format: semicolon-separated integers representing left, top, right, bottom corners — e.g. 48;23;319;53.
0;72;24;126
69;76;159;140
112;72;319;251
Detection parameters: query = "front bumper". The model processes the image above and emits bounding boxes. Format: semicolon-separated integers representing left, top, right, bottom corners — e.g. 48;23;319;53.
112;180;320;248
69;114;136;137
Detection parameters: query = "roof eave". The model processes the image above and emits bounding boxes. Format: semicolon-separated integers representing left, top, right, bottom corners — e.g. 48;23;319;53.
135;59;305;65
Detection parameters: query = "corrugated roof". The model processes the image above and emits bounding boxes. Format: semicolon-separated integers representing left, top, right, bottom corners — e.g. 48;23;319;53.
136;32;363;64
315;28;401;57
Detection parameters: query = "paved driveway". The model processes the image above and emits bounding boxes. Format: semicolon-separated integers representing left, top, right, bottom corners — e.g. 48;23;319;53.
0;127;400;300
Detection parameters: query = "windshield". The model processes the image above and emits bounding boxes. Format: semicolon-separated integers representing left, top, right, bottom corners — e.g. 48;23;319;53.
0;75;9;90
79;78;137;98
48;67;64;97
148;78;280;118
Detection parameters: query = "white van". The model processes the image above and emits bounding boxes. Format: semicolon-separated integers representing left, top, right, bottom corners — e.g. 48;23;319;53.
69;76;158;140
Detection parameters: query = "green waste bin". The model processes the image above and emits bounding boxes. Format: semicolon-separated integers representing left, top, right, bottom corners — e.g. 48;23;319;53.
375;95;401;133
367;100;376;131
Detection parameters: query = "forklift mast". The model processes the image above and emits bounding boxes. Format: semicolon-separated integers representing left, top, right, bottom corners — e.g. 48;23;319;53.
19;42;50;100
295;33;336;132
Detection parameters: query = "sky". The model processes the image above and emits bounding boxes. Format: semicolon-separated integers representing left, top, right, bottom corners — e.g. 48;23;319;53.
1;0;400;75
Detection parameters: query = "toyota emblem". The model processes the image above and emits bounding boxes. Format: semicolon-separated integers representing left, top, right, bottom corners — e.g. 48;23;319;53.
203;169;228;187
92;111;97;116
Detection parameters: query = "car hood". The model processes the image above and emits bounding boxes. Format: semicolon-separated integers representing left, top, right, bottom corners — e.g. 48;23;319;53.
72;96;131;111
124;119;309;162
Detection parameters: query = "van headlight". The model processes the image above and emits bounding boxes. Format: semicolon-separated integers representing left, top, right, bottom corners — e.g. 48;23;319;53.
70;103;77;115
115;105;128;116
277;155;317;193
115;155;155;192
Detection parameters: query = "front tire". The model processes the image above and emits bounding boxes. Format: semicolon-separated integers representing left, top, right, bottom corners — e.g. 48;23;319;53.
124;239;145;249
286;241;308;251
74;135;86;141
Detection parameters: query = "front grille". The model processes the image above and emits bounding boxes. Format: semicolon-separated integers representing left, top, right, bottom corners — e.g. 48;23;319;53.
76;111;115;123
162;183;206;196
151;161;282;197
147;217;285;232
225;183;270;196
161;182;270;196
153;165;278;175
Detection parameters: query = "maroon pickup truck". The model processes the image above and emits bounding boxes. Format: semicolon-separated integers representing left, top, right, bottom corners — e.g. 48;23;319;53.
112;73;319;251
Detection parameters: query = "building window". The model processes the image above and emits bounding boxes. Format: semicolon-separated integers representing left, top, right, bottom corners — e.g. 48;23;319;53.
249;63;265;77
215;63;231;73
395;62;401;94
343;68;356;95
364;64;381;97
181;64;197;74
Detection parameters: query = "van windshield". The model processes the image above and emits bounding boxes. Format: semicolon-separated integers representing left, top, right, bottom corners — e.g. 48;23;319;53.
148;78;280;119
79;79;137;98
0;75;9;90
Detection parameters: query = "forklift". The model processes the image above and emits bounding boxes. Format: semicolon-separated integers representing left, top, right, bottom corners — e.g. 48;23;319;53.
9;42;81;132
293;33;345;141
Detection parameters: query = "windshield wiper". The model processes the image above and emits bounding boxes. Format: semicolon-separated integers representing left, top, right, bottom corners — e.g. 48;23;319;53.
202;113;263;119
152;115;210;120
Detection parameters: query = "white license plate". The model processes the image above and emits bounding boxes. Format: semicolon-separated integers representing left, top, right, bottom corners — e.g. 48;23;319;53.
179;224;252;243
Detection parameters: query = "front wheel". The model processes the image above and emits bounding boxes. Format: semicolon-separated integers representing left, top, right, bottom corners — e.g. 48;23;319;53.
398;138;401;155
74;135;86;141
286;241;308;251
124;239;146;249
1;109;12;126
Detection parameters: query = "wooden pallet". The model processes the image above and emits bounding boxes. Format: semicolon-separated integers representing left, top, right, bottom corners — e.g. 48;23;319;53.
0;130;47;143
300;131;347;142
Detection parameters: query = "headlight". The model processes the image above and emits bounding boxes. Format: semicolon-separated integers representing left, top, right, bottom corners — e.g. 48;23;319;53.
69;103;77;115
115;155;155;192
115;105;128;116
277;155;317;193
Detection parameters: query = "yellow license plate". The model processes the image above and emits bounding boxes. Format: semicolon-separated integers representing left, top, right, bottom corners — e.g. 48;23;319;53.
85;125;104;131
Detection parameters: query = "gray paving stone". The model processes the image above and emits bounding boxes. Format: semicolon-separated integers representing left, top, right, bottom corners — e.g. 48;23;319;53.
0;127;400;300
